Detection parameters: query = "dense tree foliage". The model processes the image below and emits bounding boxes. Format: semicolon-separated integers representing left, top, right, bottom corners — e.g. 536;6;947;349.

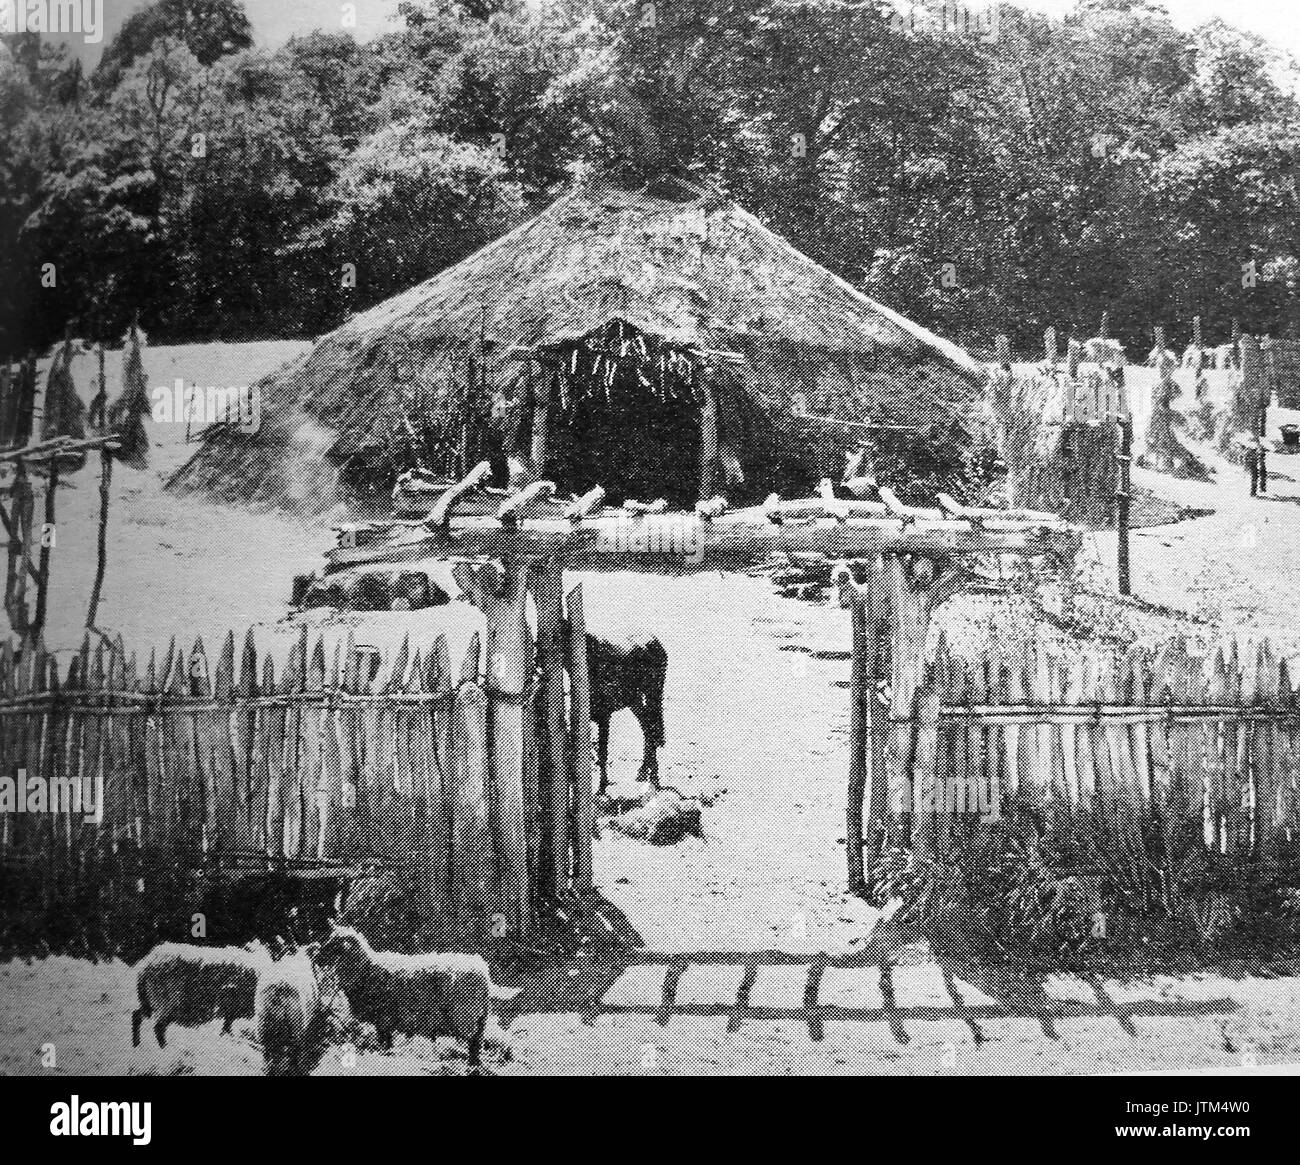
2;0;1298;358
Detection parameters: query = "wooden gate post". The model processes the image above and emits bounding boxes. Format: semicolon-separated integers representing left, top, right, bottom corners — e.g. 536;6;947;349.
842;551;959;889
881;553;961;858
531;557;570;897
566;583;594;893
845;581;869;893
452;558;533;938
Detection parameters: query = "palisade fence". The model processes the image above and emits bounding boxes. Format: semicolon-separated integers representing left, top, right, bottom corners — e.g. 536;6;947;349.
864;631;1300;887
0;595;595;948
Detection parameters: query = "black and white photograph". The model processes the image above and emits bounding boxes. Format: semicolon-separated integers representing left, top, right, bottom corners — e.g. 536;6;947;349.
1;0;1299;1103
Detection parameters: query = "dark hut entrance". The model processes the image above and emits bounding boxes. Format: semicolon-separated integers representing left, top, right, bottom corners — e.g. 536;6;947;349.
535;322;703;508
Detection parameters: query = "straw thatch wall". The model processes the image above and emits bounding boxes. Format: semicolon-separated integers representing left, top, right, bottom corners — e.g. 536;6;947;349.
170;179;988;513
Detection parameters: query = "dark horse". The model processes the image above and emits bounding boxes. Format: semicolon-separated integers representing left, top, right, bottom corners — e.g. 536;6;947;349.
571;628;667;795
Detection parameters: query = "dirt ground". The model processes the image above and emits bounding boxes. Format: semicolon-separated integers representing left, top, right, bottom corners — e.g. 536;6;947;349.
3;342;1300;1074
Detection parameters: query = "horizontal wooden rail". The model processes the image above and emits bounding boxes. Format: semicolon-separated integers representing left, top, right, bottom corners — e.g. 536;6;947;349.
933;703;1300;725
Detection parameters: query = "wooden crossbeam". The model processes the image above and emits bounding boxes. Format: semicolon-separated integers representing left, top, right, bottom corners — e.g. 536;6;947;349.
328;505;1079;574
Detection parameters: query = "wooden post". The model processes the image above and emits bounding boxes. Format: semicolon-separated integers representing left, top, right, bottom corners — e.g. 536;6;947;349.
566;583;594;893
995;334;1011;369
0;359;10;447
531;558;569;897
531;371;552;477
5;460;31;635
1044;327;1057;365
86;449;112;629
16;355;36;447
1067;337;1081;380
87;348;112;629
877;552;962;857
699;368;719;504
884;555;930;847
865;556;891;872
910;660;942;863
1115;365;1132;596
1258;337;1271;494
845;583;868;893
452;558;533;937
1099;311;1110;340
32;458;56;635
1193;315;1203;352
450;679;494;936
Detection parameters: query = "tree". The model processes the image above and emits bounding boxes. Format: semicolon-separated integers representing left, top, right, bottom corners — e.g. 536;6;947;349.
1185;19;1297;130
313;113;523;309
1153;122;1300;336
94;0;254;90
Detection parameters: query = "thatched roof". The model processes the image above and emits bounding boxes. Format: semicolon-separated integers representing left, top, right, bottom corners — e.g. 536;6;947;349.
170;177;988;513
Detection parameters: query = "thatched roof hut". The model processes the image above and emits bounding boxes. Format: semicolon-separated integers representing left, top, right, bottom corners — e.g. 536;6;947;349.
170;176;989;513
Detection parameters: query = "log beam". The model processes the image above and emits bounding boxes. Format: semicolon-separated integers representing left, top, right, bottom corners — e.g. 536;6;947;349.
330;509;1080;575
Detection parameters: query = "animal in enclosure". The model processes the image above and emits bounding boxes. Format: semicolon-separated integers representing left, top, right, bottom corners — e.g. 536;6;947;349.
131;941;272;1049
312;924;518;1068
566;623;668;794
256;946;325;1077
608;787;704;844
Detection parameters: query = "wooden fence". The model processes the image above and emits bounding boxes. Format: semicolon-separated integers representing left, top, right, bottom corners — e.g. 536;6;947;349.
858;630;1300;883
0;601;596;946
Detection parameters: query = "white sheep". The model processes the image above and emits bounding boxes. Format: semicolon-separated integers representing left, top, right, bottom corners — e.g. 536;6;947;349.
312;924;518;1068
131;941;271;1049
255;946;324;1077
